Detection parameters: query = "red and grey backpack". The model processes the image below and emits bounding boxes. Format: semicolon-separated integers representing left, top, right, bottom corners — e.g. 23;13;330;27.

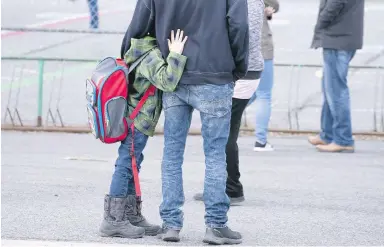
85;53;155;197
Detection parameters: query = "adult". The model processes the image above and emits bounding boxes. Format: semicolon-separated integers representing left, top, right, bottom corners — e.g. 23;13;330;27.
194;0;265;205
308;0;365;153
247;0;280;152
120;0;249;245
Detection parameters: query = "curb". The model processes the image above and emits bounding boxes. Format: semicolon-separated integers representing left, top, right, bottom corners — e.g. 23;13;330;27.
2;124;384;137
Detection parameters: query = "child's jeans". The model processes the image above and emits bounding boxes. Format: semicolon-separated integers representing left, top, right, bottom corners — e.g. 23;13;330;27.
109;126;149;197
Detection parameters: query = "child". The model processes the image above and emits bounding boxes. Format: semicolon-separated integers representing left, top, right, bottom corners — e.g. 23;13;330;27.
100;30;188;239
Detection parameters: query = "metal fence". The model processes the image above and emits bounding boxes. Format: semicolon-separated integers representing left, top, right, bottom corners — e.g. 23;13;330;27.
243;63;384;133
2;56;383;134
3;0;384;135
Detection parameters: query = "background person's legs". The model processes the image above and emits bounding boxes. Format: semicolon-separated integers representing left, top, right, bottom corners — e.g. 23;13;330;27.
226;98;249;201
317;49;355;151
331;50;355;146
193;97;250;205
319;50;335;144
87;0;99;29
251;59;274;150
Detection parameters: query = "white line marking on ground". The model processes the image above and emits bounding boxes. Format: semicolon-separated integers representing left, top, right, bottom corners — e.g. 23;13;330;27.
64;156;109;162
1;239;149;247
1;8;131;38
35;12;83;19
315;69;323;78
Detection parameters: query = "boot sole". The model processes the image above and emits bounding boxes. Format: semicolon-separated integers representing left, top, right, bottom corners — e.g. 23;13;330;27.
157;233;180;242
163;236;180;242
99;231;145;239
145;227;161;236
203;236;242;245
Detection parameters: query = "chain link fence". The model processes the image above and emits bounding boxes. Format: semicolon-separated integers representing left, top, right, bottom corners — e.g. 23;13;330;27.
1;55;383;134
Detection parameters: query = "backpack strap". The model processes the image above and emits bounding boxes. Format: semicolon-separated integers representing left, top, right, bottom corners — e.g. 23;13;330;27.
128;85;156;199
126;48;157;199
129;123;141;198
127;49;155;74
128;85;156;121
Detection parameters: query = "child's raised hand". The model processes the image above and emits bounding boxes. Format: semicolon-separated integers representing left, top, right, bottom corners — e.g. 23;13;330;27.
168;29;188;55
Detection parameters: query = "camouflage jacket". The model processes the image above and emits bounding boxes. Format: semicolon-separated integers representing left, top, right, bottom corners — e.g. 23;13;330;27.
124;37;187;136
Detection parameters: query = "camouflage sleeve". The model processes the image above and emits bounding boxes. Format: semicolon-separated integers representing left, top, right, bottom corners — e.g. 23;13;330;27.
138;50;187;92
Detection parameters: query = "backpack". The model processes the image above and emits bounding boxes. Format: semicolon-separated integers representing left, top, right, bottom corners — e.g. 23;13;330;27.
85;53;155;198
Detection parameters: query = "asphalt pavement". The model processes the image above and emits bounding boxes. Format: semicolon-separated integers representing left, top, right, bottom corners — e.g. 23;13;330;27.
1;131;384;245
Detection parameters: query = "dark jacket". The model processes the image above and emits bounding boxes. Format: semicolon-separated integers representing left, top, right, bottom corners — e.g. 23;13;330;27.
120;0;250;85
262;0;280;60
311;0;365;50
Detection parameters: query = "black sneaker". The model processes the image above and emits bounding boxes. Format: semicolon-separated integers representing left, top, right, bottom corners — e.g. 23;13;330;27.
157;227;180;242
203;226;242;245
193;193;245;206
253;141;274;152
230;196;245;206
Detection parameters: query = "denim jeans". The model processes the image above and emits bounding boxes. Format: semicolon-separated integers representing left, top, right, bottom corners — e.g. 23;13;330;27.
160;83;234;230
87;0;99;29
109;127;149;197
248;59;274;144
320;49;355;146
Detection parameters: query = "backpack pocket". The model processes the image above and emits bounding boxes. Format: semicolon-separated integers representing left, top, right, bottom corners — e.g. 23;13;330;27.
87;104;99;139
86;79;97;106
104;96;128;138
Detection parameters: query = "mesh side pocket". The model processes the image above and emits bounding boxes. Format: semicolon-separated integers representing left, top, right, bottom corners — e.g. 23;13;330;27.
104;97;127;138
87;104;99;139
86;79;97;106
